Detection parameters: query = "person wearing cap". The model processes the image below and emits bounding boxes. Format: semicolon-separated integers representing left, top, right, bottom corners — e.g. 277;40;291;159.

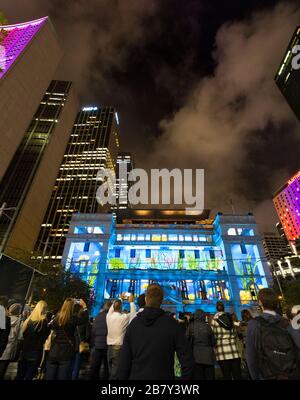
0;303;22;379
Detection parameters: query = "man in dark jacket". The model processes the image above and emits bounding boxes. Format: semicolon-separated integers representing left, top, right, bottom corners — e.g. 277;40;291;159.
246;288;299;380
89;301;111;380
117;284;194;380
187;309;216;380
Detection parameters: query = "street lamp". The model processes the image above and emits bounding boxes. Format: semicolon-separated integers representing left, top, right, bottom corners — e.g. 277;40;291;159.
268;260;284;299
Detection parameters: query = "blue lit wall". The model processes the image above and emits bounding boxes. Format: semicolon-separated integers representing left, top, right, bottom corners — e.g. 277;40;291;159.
62;213;273;316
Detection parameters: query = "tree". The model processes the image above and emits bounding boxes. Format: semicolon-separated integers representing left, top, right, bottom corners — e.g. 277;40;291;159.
32;263;91;312
281;279;300;306
5;246;91;311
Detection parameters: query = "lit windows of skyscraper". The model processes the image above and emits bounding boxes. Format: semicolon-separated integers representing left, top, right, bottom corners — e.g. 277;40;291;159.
275;26;300;122
0;17;62;179
114;152;134;209
35;107;120;260
0;80;78;255
273;171;300;243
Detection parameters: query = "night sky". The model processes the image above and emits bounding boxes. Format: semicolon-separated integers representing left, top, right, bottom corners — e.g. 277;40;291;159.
2;0;300;231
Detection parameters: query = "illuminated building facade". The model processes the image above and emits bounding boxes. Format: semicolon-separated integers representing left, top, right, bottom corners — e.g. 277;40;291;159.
262;233;292;262
62;210;272;316
0;17;62;179
35;106;120;260
113;152;134;209
275;26;300;121
0;80;78;256
273;171;300;243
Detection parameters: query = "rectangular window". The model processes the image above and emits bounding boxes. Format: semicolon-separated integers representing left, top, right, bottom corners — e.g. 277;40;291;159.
146;249;151;258
117;234;122;241
115;248;121;258
240;243;247;254
179;250;185;259
84;242;90;252
194;250;200;259
152;234;161;241
130;249;136;258
209;250;215;259
168;234;178;241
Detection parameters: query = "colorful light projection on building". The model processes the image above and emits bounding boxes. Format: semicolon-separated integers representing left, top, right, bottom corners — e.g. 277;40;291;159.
66;241;103;292
230;243;267;303
104;278;230;303
108;245;226;271
0;17;47;79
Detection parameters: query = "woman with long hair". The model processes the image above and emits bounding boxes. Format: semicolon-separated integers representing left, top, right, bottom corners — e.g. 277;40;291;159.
45;298;88;380
15;300;50;380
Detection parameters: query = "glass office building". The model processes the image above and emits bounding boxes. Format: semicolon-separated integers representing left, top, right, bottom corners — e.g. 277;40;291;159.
62;210;272;316
0;80;77;254
35;106;120;260
275;26;300;121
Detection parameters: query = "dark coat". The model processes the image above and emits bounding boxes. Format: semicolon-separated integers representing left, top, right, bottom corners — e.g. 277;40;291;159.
22;319;50;354
187;313;216;365
117;307;194;380
90;310;108;350
246;312;294;380
49;309;89;362
0;316;11;357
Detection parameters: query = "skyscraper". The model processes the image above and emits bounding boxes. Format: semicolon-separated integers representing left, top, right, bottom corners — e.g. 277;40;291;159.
0;17;62;179
262;232;292;262
273;170;300;243
35;106;120;260
114;152;134;209
0;80;79;256
275;26;300;121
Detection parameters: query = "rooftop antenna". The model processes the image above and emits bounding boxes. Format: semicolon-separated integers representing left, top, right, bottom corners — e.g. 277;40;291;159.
229;198;236;215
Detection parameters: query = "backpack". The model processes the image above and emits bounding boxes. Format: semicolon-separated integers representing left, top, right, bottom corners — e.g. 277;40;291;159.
255;316;298;380
216;313;234;331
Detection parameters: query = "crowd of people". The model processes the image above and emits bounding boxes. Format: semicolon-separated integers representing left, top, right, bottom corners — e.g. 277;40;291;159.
0;285;300;381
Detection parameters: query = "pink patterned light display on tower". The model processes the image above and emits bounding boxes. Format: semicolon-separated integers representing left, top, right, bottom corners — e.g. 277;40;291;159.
0;17;47;79
273;171;300;242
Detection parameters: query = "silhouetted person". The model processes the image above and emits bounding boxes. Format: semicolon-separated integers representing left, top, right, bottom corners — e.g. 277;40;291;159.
117;284;194;379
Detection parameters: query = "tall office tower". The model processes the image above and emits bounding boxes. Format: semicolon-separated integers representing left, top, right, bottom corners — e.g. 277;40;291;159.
262;232;292;262
114;152;134;209
35;106;120;261
0;80;79;256
273;170;300;243
275;26;300;122
0;17;62;179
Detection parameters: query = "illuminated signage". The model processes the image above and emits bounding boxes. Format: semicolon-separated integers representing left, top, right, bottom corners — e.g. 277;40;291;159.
82;106;98;111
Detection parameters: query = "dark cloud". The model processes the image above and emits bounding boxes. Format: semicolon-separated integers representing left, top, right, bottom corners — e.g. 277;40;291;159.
147;2;300;231
2;0;300;232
